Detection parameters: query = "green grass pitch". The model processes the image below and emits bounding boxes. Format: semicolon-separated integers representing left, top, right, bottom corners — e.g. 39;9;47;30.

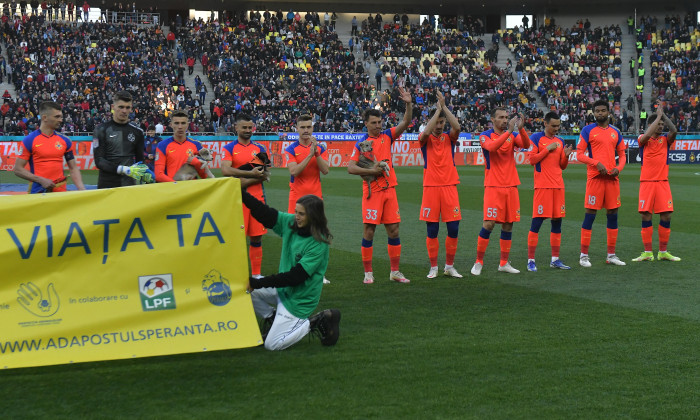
1;164;699;418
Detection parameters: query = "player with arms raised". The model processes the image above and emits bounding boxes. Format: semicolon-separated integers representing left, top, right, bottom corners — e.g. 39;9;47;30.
576;99;627;267
418;91;463;279
471;108;530;276
347;87;413;284
526;112;573;272
631;103;680;262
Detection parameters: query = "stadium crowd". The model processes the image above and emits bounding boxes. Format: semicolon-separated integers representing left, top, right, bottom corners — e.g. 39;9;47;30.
174;11;376;133
0;10;697;135
361;18;543;133
0;15;209;135
642;14;699;132
502;20;625;133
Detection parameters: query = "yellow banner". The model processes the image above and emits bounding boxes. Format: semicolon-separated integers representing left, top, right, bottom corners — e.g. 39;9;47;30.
0;178;261;369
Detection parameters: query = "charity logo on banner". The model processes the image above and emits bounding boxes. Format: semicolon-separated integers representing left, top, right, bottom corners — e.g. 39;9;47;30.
0;177;261;369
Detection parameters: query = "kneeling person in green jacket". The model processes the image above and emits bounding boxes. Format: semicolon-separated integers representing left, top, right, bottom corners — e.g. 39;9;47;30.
243;190;340;350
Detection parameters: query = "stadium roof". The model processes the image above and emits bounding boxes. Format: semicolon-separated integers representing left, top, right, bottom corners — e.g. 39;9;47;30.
157;0;694;15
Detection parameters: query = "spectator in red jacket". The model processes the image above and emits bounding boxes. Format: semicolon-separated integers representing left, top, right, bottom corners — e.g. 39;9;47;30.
186;56;195;75
167;31;176;49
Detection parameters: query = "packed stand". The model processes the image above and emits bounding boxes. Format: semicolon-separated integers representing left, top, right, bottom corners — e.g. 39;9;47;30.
368;17;542;134
174;11;386;133
0;16;206;136
641;13;699;132
502;20;624;133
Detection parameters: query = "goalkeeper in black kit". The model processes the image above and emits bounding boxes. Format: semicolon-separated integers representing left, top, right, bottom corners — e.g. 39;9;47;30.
93;91;154;188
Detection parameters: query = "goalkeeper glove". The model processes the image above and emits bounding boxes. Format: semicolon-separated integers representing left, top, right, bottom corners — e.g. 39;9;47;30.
118;163;155;184
140;168;155;184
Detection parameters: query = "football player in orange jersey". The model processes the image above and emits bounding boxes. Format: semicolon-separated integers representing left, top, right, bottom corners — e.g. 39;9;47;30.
526;112;573;272
221;114;269;279
14;101;86;193
348;87;413;284
418;92;463;279
632;102;680;262
470;108;530;276
154;110;212;182
576;99;627;267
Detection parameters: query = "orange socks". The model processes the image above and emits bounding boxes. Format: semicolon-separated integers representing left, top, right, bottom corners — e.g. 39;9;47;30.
606;228;618;255
550;232;561;258
445;237;458;266
658;225;670;252
388;244;401;271
476;236;489;263
641;226;653;252
361;244;373;272
580;228;592;255
426;237;439;267
249;244;262;276
527;231;539;259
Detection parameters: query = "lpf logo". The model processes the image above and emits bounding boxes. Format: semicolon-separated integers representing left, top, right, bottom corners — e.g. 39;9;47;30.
139;274;176;312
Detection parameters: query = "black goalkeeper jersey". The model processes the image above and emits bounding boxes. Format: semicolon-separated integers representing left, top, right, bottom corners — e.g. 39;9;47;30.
93;120;145;188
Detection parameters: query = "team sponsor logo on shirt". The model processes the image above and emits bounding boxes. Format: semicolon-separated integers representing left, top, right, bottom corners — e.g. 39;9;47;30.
139;274;176;312
201;269;232;307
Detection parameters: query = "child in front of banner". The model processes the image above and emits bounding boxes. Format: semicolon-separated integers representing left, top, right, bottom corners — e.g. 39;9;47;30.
242;189;340;350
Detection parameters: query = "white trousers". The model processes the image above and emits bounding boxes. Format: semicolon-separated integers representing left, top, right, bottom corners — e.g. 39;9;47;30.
251;288;310;351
